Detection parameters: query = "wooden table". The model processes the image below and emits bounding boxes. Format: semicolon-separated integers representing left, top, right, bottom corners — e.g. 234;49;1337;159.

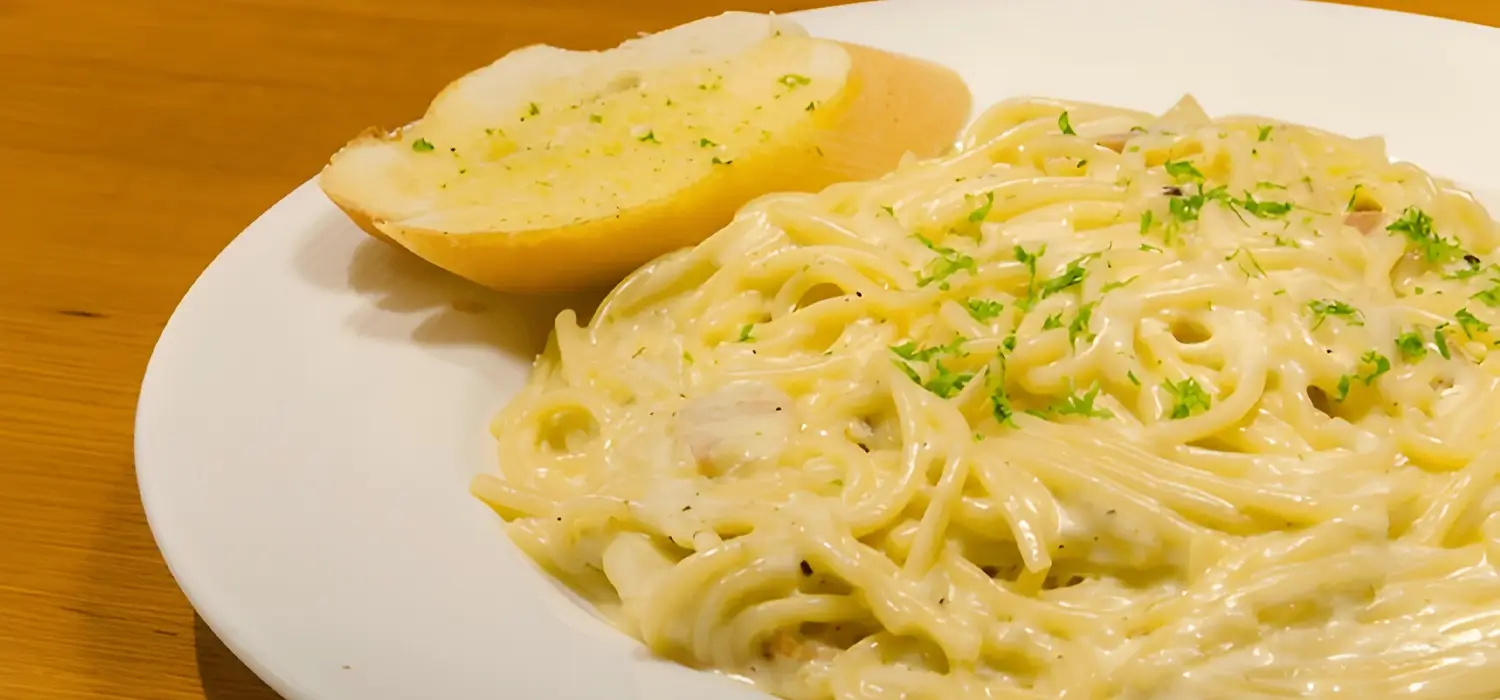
1;1;1494;697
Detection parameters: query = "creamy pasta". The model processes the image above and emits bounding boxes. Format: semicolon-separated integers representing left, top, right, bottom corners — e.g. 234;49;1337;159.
473;95;1500;699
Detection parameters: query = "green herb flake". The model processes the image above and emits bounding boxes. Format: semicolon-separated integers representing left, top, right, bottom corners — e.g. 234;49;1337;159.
1396;330;1427;362
1042;312;1064;331
879;205;896;217
1470;278;1500;307
1358;349;1391;386
1058;111;1077;136
991;384;1017;427
1051;385;1113;419
1335;374;1354;402
915;234;977;288
965;298;1004;322
922;361;975;398
968;192;995;223
527;102;541;116
1164;160;1205;183
778;74;812;88
1388;207;1462;263
698;138;716;148
711;156;732;166
1456;307;1489;339
1014;244;1046;309
1140;210;1154;235
1067;302;1097;345
638;131;660;143
1306;299;1364;329
1140;243;1163;253
1127;370;1141;386
411;138;435;152
1101;275;1140;293
1257;125;1273;142
890;338;964;363
1435;324;1453;359
1448;256;1495;280
890;339;972;399
737;324;755;342
1040;255;1092;298
1256;181;1286;190
1164;378;1212;419
1225;248;1267;278
1239;191;1293;219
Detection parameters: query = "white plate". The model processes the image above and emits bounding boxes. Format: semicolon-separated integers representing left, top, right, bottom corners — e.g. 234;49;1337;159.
135;1;1500;698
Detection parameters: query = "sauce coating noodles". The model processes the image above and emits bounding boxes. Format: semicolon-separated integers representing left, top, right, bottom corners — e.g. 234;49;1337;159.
474;96;1500;699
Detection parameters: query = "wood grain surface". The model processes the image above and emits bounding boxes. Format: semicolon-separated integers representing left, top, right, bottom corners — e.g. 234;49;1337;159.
1;1;1494;698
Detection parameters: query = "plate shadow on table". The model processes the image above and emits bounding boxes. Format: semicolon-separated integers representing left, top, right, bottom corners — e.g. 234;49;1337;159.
195;614;285;700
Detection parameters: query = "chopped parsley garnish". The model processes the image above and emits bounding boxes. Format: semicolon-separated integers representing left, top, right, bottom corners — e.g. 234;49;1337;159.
711;156;732;165
890;339;972;399
1345;185;1363;212
1456;307;1489;338
1471;278;1500;306
879;205;896;217
805;101;818;112
1335;350;1391;401
1257;125;1273;142
922;361;973;398
1435;324;1453;359
1042;312;1064;330
1335;374;1354;402
1164;160;1205;183
1040;255;1092;298
1014;244;1045;309
1127;370;1141;386
1058;111;1077;136
990;383;1017;427
1306;299;1364;329
737;324;755;342
1001;334;1018;353
1101;275;1139;293
1396;330;1427;362
589;113;603;124
411;138;435;152
1359;350;1391;385
1256;181;1286;190
1239;192;1293;219
1067;302;1096;345
1388;207;1462;263
1167;191;1206;226
965;298;1004;321
778;74;812;88
698;138;717;148
891;338;964;362
527;102;541;116
968;192;995;223
1140;243;1163;253
638;131;660;143
915;234;977;289
1164;378;1212;419
1139;210;1154;235
1047;385;1113;419
1225;248;1266;278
